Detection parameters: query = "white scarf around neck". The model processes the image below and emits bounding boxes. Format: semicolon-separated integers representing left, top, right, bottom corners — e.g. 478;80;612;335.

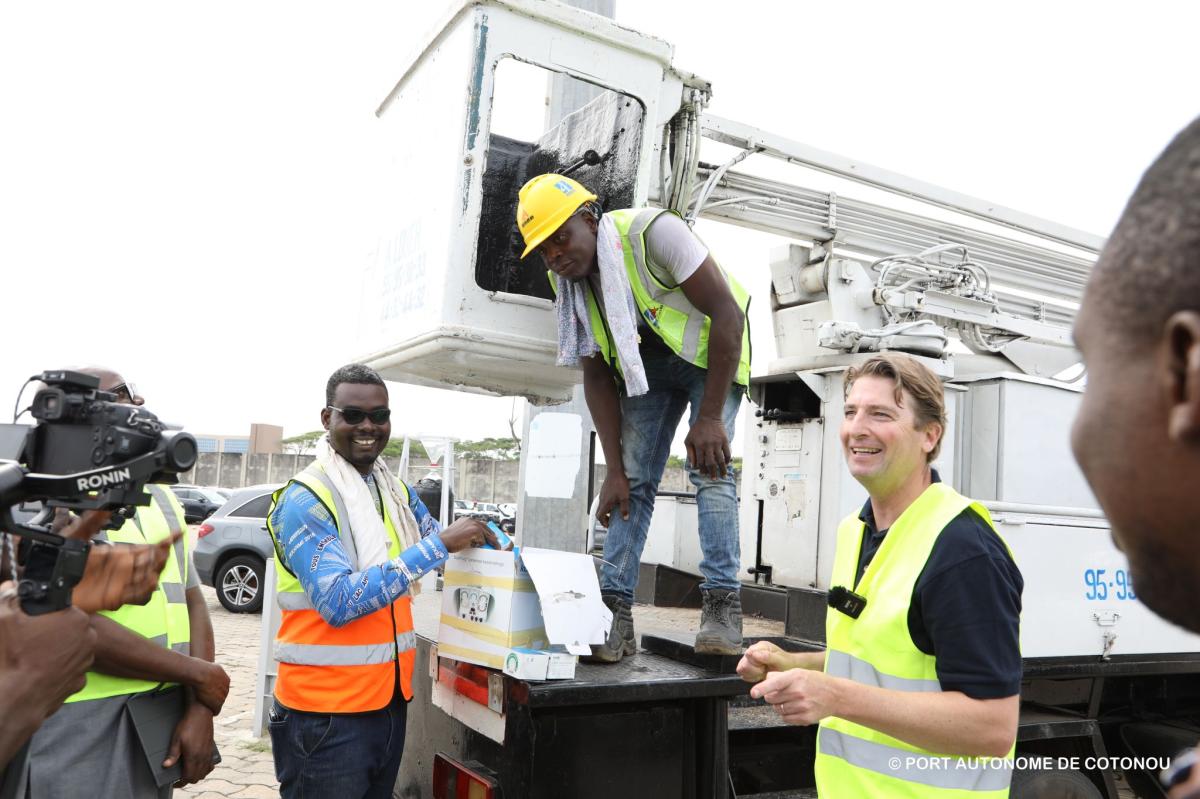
313;435;421;574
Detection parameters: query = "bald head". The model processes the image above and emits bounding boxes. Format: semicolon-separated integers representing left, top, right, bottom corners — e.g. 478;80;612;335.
1086;115;1200;351
77;366;120;391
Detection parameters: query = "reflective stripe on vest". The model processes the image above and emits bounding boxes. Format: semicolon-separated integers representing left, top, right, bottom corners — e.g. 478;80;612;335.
276;632;418;666
815;482;1016;798
623;209;721;366
819;728;1013;793
824;649;941;693
161;582;187;604
547;208;752;387
133;633;190;654
68;485;192;703
268;463;417;712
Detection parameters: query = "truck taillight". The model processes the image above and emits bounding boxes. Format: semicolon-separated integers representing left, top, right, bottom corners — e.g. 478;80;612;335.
432;753;497;799
438;659;492;707
197;523;214;538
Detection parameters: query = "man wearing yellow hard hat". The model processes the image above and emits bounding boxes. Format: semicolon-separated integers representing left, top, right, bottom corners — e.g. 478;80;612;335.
516;173;752;661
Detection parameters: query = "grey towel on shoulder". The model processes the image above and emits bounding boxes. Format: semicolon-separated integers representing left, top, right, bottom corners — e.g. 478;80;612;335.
554;215;649;396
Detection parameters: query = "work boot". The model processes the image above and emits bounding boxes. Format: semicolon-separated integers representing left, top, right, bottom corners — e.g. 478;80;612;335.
695;588;744;655
582;594;636;663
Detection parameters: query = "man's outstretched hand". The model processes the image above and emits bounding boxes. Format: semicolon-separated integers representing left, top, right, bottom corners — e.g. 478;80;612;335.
74;532;179;613
49;509;177;612
440;518;506;553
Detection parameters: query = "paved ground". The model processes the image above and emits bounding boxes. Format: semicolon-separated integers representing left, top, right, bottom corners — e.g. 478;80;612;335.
176;586;278;799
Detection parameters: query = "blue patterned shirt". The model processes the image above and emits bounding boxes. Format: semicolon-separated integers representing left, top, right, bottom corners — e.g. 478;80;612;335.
270;474;448;627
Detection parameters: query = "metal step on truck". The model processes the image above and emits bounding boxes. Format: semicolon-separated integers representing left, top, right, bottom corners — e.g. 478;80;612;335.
253;2;1200;796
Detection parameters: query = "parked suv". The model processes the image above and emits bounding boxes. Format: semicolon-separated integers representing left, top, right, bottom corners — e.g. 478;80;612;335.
193;484;278;613
472;502;503;525
170;485;226;524
497;502;516;534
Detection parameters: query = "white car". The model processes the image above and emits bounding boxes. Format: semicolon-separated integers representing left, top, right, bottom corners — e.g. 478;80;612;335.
474;502;503;524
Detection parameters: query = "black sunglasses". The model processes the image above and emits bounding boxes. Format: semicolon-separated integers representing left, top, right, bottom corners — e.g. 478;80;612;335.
110;382;139;402
327;406;391;425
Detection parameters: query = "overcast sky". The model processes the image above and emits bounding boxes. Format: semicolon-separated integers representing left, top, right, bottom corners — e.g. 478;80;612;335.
2;1;1196;454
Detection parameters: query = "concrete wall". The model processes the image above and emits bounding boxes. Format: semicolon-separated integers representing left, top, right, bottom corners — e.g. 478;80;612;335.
181;453;316;489
180;452;711;502
191;456;219;487
218;454;244;488
270;455;310;485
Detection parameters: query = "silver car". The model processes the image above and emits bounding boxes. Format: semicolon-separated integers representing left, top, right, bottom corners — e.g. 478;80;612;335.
193;484;279;613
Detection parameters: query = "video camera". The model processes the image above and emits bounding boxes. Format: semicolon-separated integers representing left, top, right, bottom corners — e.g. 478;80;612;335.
0;370;197;615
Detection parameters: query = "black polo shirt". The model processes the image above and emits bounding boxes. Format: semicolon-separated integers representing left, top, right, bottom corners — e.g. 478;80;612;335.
854;472;1024;699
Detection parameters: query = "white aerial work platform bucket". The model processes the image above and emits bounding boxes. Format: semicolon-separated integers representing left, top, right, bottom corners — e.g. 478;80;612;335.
354;0;697;403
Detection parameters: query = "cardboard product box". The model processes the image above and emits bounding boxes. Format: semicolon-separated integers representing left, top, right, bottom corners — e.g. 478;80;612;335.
438;547;611;673
502;646;578;681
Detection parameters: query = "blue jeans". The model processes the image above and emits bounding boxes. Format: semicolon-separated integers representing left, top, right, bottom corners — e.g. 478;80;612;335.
601;347;743;603
269;694;407;799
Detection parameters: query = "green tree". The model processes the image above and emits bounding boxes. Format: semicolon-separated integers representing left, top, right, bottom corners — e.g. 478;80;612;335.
283;433;516;462
665;454;743;472
382;438;427;458
456;437;520;460
282;430;323;454
283;430;428;459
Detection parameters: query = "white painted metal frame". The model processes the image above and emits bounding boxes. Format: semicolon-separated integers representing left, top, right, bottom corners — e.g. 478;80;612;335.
252;558;280;738
358;0;689;402
698;113;1104;254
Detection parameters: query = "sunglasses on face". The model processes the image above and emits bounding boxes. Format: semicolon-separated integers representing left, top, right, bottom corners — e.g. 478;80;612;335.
110;382;140;402
327;406;391;425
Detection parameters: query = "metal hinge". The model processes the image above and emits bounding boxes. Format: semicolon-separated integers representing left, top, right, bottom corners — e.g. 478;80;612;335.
488;673;505;714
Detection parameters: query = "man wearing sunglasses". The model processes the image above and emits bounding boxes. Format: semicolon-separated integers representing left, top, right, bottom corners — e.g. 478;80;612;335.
266;363;498;799
23;367;229;798
109;380;142;405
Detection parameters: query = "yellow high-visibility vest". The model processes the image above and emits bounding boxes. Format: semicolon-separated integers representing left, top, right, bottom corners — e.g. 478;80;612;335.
548;208;752;387
816;481;1017;798
68;485;191;702
268;464;416;712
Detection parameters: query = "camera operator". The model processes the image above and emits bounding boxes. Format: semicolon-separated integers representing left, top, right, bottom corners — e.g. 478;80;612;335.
0;581;94;768
21;368;229;798
0;506;183;777
0;508;109;769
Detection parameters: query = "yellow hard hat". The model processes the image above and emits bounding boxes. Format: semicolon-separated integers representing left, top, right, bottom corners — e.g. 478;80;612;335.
516;173;598;258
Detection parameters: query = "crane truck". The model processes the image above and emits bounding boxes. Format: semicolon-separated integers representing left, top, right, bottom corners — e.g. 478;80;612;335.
259;2;1200;796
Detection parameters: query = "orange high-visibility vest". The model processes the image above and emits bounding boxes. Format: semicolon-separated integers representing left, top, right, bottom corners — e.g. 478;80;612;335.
267;464;417;712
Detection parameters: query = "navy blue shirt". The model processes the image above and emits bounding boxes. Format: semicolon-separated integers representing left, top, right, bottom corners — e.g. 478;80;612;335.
854;473;1024;699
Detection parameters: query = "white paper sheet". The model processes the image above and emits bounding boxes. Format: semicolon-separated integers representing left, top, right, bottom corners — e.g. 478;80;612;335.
523;413;582;499
518;547;611;652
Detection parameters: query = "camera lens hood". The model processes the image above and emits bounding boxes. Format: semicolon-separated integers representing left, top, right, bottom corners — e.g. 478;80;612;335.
160;430;198;472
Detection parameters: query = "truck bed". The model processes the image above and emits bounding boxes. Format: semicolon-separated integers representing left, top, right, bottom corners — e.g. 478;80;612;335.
411;587;786;705
402;587;812;798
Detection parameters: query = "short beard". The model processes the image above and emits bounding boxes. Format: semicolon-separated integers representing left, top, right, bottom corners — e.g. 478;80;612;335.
1126;537;1200;634
334;445;378;471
